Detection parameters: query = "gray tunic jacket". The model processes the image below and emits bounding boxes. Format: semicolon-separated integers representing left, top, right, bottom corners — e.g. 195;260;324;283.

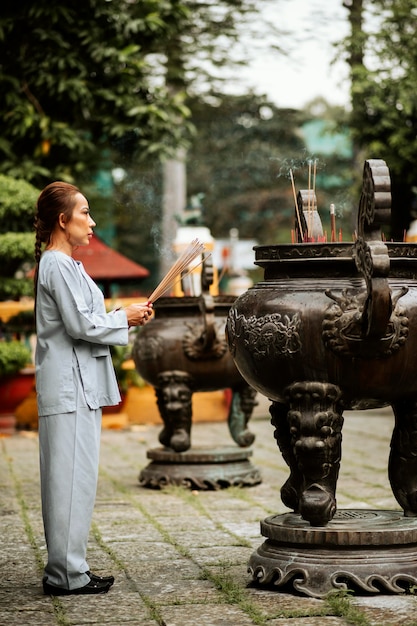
35;250;129;416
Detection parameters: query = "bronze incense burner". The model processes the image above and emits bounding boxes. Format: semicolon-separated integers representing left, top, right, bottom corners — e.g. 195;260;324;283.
226;159;417;595
132;260;260;489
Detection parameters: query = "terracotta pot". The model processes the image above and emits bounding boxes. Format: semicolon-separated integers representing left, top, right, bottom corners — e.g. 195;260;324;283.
0;367;35;415
0;367;35;434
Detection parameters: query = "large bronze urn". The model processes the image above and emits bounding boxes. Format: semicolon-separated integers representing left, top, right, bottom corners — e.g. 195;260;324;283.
225;159;417;595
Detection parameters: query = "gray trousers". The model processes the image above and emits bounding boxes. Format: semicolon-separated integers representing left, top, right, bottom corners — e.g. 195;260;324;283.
39;357;102;590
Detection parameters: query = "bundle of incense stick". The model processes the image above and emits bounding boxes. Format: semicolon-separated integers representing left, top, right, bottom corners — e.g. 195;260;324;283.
147;238;206;304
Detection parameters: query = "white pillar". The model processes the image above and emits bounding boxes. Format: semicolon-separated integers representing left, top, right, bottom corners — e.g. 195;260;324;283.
160;150;186;280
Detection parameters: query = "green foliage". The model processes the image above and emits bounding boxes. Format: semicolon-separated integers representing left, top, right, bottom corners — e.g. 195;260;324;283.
0;232;34;261
0;175;39;301
0;340;32;377
0;0;288;284
110;343;145;394
0;0;280;188
111;92;354;276
343;0;417;235
0;278;33;301
162;0;279;91
186;93;301;242
0;1;193;185
186;93;353;244
0;174;39;231
325;590;371;626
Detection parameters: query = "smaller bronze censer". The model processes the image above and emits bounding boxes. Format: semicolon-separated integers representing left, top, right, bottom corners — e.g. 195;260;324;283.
226;159;417;596
133;256;260;490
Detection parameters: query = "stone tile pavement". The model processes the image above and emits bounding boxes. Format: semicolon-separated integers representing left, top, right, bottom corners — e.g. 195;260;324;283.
1;398;417;625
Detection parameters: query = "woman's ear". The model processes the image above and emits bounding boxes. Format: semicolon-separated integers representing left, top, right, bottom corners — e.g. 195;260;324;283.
58;213;67;230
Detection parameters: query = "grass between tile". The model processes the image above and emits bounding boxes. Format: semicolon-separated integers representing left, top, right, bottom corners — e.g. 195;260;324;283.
325;590;372;626
2;439;72;626
98;469;374;626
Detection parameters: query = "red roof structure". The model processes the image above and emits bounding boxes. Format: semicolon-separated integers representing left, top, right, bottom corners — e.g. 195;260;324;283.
73;235;149;297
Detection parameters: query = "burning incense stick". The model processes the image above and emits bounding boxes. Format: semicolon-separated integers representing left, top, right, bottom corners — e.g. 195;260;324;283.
307;161;312;238
312;159;317;194
330;203;336;242
147;238;206;304
308;159;317;240
312;159;317;222
290;169;303;242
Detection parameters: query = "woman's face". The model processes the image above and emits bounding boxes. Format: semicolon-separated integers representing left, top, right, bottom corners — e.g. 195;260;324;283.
64;193;96;248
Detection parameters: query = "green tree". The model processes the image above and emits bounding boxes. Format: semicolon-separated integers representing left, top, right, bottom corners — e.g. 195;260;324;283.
186;93;306;243
110;92;354;270
0;175;38;300
111;93;306;278
0;0;283;274
0;0;280;188
0;1;192;186
186;93;354;244
342;0;417;237
160;0;282;94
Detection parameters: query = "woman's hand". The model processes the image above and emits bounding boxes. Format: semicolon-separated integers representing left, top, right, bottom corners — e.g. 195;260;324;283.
124;302;153;328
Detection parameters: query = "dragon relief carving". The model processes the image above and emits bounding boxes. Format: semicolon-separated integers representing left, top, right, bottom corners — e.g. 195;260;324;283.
226;308;302;360
323;287;409;358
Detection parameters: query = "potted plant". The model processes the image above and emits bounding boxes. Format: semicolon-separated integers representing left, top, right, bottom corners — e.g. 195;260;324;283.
0;340;33;432
0;340;31;377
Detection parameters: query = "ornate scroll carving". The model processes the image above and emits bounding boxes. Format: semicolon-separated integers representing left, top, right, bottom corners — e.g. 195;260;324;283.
248;510;417;598
139;447;262;490
353;159;393;338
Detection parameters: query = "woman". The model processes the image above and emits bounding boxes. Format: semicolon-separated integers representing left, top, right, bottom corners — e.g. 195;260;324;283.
34;181;153;595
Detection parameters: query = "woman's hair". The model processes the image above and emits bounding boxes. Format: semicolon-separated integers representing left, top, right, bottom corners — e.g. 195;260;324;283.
33;181;81;295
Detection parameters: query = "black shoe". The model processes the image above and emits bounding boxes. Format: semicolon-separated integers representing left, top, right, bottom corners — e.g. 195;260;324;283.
43;578;112;596
86;571;115;586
